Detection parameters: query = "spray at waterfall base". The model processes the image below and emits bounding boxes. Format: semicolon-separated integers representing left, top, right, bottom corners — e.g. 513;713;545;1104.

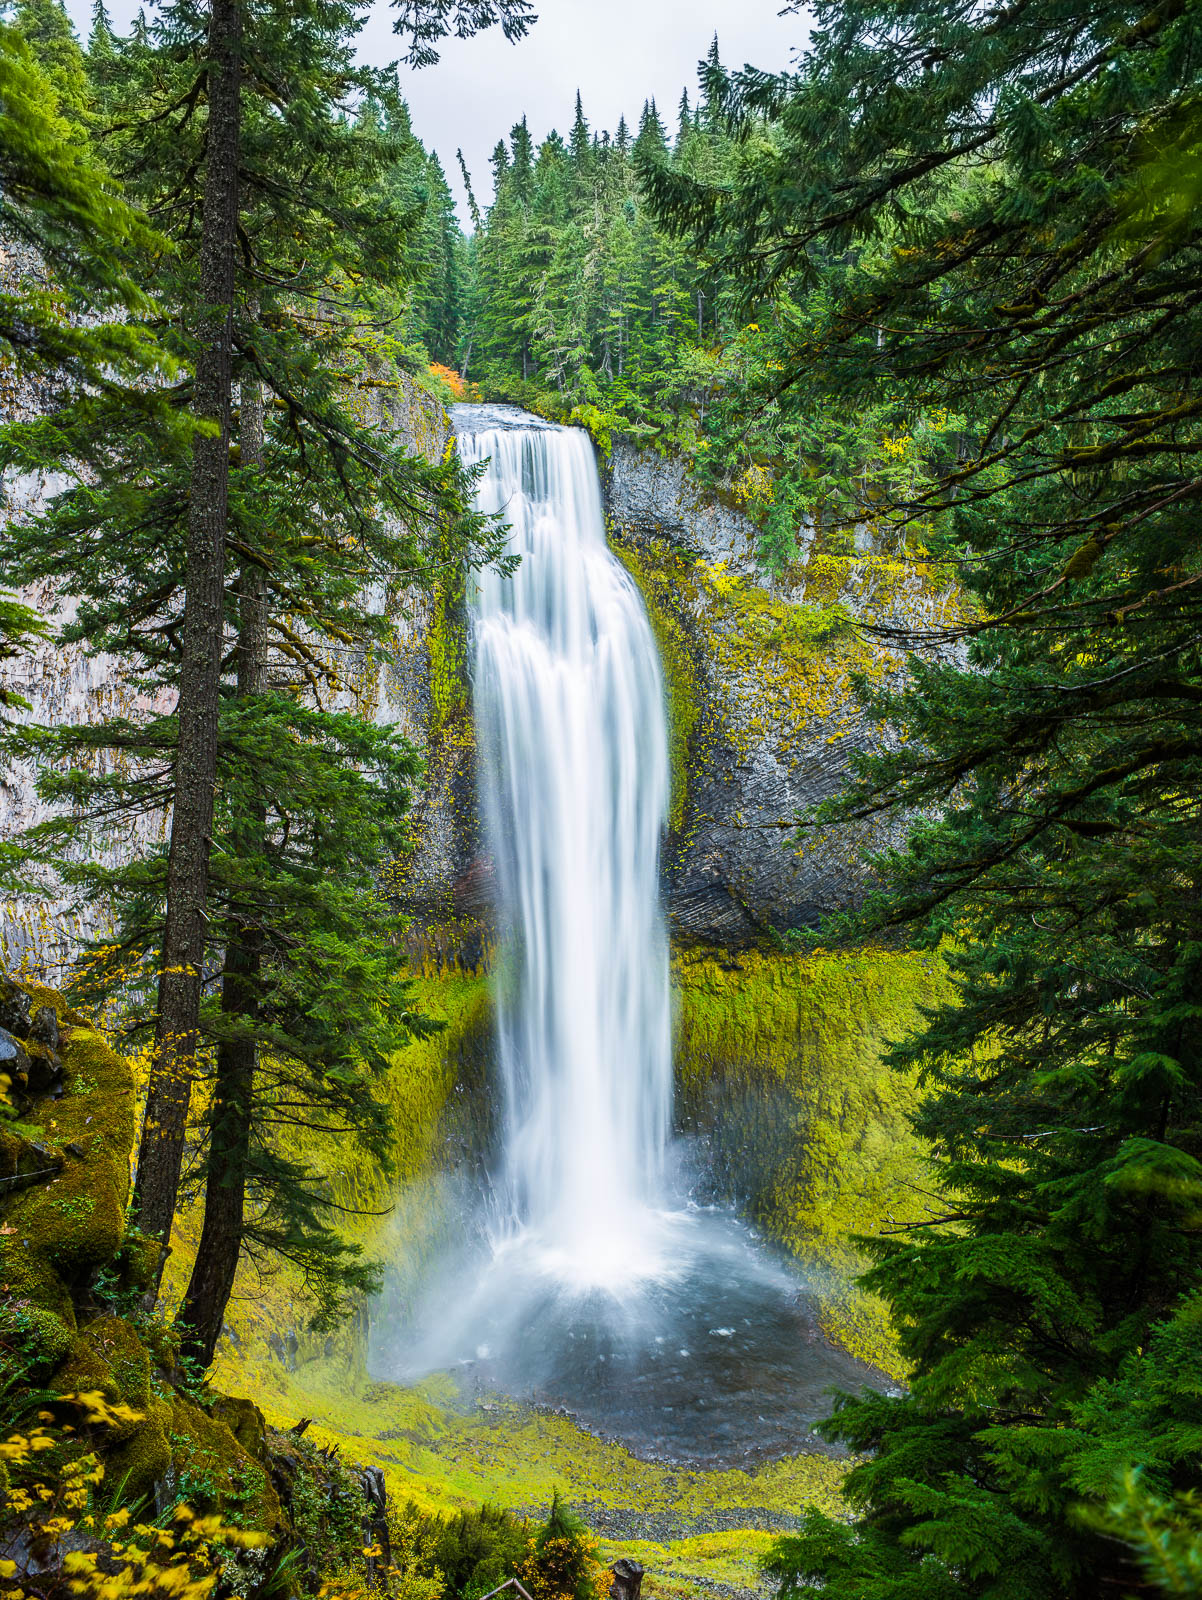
371;408;889;1465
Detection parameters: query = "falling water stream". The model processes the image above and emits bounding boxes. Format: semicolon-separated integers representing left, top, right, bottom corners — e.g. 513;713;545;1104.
375;406;886;1464
465;407;673;1284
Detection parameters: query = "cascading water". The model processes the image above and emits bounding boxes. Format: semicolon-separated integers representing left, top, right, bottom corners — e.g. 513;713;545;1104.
460;410;673;1285
375;406;885;1464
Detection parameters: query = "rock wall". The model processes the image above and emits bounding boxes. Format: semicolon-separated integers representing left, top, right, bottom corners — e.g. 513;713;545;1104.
673;944;947;1375
602;442;966;945
1;372;457;973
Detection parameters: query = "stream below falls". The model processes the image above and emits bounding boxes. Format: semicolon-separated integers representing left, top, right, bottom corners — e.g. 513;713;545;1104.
372;405;888;1467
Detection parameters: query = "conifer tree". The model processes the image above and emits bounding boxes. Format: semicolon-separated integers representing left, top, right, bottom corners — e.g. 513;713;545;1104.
642;1;1202;1591
0;19;166;792
3;0;511;1337
7;0;90;121
567;88;593;201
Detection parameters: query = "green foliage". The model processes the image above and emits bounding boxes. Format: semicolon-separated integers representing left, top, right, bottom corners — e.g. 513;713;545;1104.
644;1;1202;1595
521;1492;603;1600
381;1494;603;1600
0;19;164;390
422;1501;530;1598
1;0;507;1337
8;0;91;122
463;92;729;446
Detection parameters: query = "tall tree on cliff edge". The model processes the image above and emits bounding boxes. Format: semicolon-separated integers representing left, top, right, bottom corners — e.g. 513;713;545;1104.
118;0;532;1294
3;0;523;1329
642;2;1202;1594
135;0;243;1293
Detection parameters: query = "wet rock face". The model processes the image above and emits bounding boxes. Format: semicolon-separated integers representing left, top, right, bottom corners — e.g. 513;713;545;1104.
601;442;965;946
604;448;764;580
0;978;32;1037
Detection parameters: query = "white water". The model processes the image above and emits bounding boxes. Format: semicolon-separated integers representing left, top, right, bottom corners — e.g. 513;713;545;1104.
459;406;674;1286
373;407;884;1460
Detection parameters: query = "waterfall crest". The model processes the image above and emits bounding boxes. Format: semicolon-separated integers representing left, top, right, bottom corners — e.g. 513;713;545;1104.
459;406;673;1285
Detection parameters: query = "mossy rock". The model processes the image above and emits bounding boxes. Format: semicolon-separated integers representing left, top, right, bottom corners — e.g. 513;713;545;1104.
53;1315;152;1435
0;1008;135;1336
0;1126;64;1192
673;944;948;1375
213;1394;269;1458
168;1393;283;1533
105;1393;173;1503
114;1226;162;1294
0;1298;74;1385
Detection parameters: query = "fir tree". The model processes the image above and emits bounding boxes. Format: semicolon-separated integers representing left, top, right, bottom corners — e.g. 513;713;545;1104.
642;0;1202;1591
3;0;509;1346
8;0;90;122
0;20;165;793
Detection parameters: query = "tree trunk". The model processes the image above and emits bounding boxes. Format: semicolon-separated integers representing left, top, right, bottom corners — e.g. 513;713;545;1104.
178;362;267;1368
133;0;242;1284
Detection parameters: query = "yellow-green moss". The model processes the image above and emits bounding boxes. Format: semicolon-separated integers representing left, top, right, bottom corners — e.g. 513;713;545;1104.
609;1529;779;1600
168;1392;283;1532
0;1010;134;1349
54;1315;151;1436
674;945;947;1376
609;540;703;831
105;1394;174;1501
429;579;470;742
202;1352;846;1543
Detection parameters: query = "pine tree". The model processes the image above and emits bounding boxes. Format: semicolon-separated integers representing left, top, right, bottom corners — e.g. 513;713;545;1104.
567;88;593;202
0;20;165;795
674;89;691;153
8;0;90;122
3;0;510;1345
642;1;1202;1592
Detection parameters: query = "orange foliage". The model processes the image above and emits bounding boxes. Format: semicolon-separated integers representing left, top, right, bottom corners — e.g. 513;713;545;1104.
428;362;466;398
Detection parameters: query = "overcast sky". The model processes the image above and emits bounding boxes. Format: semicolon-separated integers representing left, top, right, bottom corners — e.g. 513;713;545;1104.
61;0;810;222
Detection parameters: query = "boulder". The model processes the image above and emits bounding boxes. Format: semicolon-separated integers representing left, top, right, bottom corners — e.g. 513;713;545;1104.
28;1005;59;1054
0;979;31;1038
610;1558;644;1600
0;1027;31;1090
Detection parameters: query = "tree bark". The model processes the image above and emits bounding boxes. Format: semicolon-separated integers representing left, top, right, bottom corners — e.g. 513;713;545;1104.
133;0;242;1282
178;360;267;1368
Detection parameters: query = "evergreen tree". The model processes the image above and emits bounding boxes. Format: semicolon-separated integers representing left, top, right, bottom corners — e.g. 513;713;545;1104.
643;1;1202;1592
0;19;165;793
7;0;90;121
3;0;510;1347
674;89;691;152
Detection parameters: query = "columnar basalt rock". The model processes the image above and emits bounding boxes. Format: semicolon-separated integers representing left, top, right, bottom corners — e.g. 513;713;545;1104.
600;441;966;945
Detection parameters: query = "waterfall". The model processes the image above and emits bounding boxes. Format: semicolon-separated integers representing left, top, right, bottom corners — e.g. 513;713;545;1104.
456;406;673;1286
378;407;879;1455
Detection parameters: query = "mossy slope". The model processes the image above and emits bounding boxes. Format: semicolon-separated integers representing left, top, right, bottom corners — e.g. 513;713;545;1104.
674;945;945;1374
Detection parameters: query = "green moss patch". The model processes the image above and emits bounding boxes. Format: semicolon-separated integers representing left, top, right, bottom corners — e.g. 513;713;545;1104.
0;1008;135;1358
674;945;946;1375
207;1352;844;1596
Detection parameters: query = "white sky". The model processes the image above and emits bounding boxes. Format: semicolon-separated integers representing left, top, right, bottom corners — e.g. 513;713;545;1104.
61;0;810;221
